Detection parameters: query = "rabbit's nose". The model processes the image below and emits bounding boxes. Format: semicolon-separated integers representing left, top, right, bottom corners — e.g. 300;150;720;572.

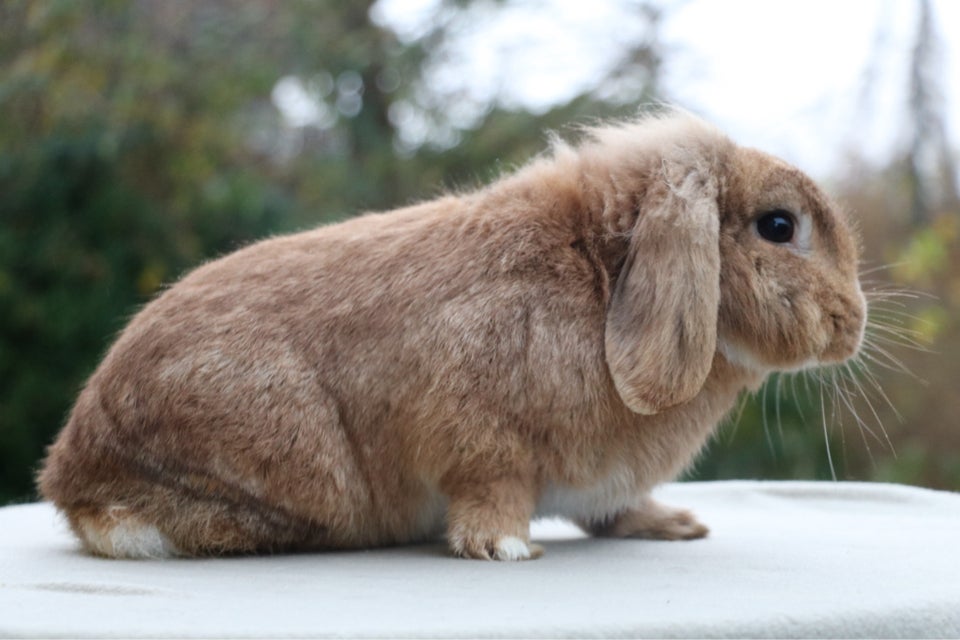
823;289;866;362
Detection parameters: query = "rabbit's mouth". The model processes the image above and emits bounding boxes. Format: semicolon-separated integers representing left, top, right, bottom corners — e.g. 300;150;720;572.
817;288;868;366
717;337;777;373
817;323;865;366
718;340;846;375
721;340;817;374
717;300;866;375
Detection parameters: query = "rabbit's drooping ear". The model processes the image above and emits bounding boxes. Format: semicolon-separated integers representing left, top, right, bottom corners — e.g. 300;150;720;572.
605;161;721;415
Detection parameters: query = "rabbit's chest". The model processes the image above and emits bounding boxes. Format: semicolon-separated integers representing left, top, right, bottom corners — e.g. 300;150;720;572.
535;465;640;521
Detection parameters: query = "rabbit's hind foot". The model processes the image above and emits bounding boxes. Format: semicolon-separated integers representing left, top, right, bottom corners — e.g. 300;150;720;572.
582;495;710;541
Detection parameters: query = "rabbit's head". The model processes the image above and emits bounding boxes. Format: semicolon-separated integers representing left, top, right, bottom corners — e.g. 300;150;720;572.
600;116;866;415
716;147;866;373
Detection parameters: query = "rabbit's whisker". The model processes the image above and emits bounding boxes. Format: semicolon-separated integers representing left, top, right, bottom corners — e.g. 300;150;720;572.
761;374;776;458
790;370;807;423
865;315;925;338
818;375;837;481
838;362;892;451
833;369;854;464
775;373;786;444
859;340;923;383
866;329;931;354
851;354;905;427
858;261;911;277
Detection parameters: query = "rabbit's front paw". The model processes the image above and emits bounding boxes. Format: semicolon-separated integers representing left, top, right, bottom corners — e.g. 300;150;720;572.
443;471;541;560
449;529;544;561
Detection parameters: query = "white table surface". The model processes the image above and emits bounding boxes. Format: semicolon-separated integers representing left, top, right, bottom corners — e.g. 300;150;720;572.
2;481;958;639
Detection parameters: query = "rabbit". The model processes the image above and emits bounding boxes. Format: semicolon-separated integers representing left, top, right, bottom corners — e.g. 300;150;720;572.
38;111;866;560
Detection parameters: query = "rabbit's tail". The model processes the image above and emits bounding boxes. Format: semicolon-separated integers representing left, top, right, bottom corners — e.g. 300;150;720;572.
66;505;180;559
39;386;328;558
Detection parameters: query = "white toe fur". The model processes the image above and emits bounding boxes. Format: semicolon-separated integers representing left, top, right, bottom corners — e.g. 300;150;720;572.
494;536;532;561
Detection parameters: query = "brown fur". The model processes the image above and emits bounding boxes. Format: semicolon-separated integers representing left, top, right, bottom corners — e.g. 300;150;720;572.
38;113;865;560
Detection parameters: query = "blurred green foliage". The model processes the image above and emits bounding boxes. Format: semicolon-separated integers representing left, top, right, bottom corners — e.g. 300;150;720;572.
1;0;955;505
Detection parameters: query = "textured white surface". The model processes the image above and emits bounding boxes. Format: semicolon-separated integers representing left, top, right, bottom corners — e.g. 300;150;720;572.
1;481;959;638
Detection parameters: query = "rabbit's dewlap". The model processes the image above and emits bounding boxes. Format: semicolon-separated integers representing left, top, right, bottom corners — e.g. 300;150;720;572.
39;113;866;560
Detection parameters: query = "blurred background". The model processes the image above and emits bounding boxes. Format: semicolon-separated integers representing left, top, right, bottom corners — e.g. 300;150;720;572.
1;0;958;505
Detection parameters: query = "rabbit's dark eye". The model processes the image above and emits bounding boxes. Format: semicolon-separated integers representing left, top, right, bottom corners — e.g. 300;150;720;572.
756;210;795;243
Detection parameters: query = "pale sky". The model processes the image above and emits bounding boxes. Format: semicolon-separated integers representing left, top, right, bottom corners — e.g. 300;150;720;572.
661;0;960;179
371;0;960;180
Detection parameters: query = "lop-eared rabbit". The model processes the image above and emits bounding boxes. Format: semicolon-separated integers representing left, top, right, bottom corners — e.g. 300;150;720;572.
39;113;866;560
